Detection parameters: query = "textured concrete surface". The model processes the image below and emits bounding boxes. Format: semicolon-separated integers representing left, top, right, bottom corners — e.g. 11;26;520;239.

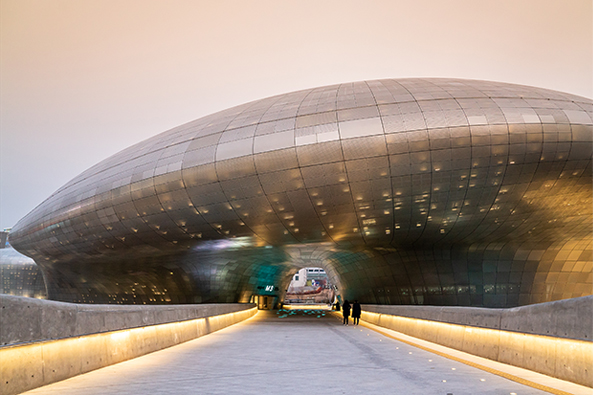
20;310;564;395
357;316;592;395
0;298;256;395
362;295;593;340
0;295;254;346
361;297;593;387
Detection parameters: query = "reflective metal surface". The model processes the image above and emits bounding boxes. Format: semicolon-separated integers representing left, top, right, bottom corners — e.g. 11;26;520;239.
9;78;592;306
0;247;47;298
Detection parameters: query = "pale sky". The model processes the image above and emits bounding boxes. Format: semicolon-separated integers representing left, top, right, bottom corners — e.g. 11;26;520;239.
1;0;591;229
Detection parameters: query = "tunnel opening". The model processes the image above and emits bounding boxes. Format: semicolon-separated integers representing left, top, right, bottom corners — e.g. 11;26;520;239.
282;267;336;308
247;265;338;311
249;292;278;310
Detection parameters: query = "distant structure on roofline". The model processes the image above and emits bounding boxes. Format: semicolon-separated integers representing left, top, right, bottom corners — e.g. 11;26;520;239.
9;78;592;307
1;230;10;249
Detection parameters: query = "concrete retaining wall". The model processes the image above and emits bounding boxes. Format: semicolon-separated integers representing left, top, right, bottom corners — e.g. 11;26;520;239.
0;296;257;395
361;295;593;388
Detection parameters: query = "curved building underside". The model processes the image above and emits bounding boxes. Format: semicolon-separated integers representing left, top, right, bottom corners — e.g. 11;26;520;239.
10;78;593;307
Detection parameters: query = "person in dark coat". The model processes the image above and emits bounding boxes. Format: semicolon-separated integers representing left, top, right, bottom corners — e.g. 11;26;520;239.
352;300;361;325
342;300;351;325
335;300;341;311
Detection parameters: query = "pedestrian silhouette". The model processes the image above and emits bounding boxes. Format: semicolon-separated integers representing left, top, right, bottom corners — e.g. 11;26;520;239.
352;300;361;325
335;300;341;311
342;300;351;325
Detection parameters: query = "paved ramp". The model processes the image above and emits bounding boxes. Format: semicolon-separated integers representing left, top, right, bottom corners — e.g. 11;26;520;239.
23;309;552;395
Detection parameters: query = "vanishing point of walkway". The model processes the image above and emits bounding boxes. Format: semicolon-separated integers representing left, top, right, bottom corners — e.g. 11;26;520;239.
22;309;556;395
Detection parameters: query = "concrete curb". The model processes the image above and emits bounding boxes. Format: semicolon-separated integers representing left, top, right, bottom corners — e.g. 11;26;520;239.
360;299;593;388
0;297;257;395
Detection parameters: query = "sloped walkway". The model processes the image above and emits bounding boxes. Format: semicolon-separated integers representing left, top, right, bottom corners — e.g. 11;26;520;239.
23;309;555;395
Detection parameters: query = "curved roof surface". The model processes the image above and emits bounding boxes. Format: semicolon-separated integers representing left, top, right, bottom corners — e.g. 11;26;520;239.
10;78;593;263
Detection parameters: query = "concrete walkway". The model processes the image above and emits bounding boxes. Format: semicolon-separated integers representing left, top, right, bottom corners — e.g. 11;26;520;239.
23;309;557;395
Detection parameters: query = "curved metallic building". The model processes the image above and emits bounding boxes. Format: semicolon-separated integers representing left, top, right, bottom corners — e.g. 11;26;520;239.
10;78;592;307
0;247;47;299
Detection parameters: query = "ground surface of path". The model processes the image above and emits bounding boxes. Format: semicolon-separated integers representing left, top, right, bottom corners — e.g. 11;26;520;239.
23;309;552;395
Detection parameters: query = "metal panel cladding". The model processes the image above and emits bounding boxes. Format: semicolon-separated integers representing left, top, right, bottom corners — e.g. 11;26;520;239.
9;79;593;307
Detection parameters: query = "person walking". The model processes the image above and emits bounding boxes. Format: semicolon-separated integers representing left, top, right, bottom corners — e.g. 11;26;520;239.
352;300;361;325
335;300;341;312
342;300;351;325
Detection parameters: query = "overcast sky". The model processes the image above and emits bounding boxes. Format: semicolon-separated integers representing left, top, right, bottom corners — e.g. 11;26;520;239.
1;0;591;229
